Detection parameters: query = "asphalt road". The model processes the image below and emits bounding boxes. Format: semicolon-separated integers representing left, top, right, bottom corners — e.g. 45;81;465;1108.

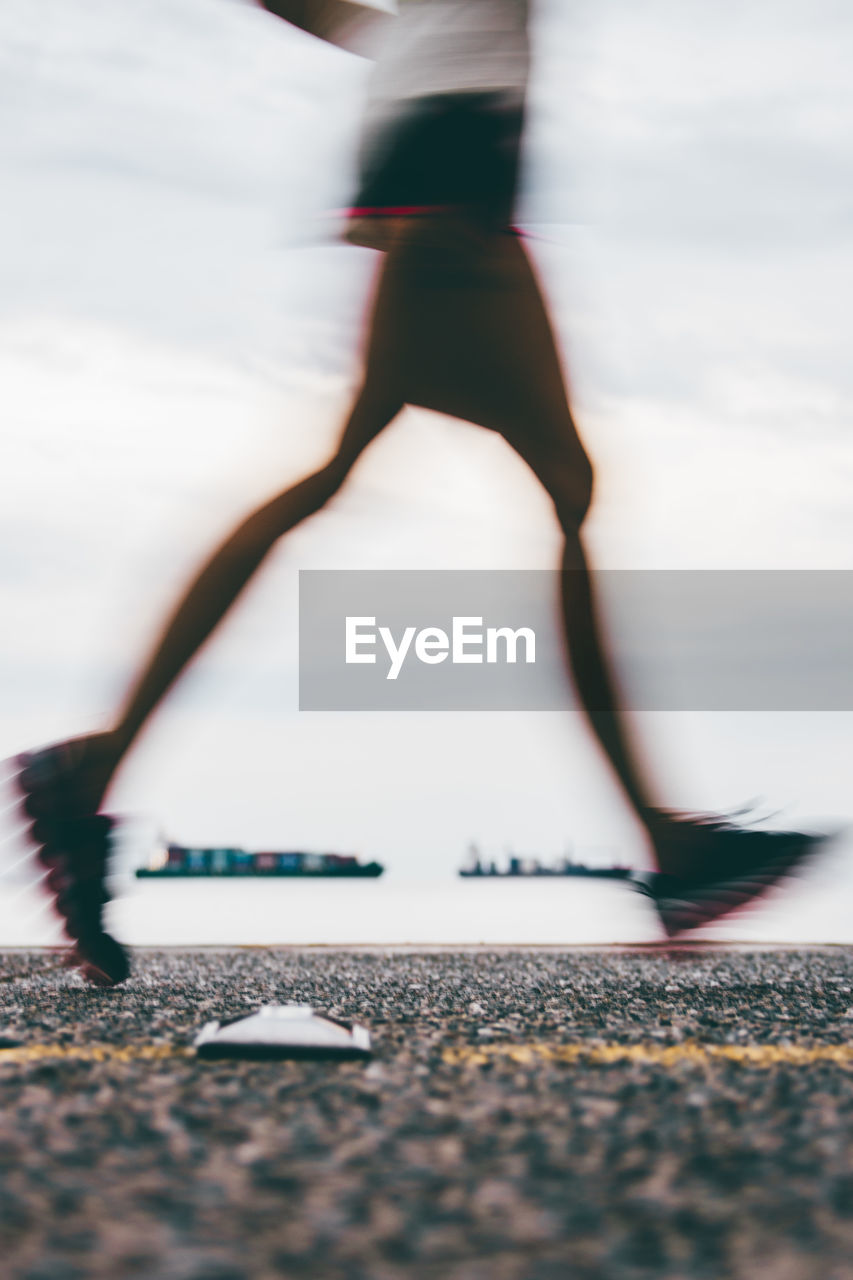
2;946;853;1280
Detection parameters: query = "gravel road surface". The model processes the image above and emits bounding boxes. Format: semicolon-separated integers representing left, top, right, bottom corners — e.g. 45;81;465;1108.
2;946;853;1279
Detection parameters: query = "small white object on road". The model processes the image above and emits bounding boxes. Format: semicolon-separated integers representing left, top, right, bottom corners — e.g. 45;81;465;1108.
194;1004;371;1061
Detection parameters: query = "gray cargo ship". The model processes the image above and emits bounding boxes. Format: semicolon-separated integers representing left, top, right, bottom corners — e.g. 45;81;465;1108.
459;851;630;880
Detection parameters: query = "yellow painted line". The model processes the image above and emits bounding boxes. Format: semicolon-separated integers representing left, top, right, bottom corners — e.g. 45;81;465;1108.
2;1040;853;1070
441;1041;853;1069
0;1043;193;1065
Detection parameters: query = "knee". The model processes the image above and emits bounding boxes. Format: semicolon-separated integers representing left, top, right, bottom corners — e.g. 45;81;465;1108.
551;453;594;534
299;451;356;512
272;454;349;528
314;453;351;502
241;454;352;548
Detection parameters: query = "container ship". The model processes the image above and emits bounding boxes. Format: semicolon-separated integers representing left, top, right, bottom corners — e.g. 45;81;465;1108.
137;843;384;879
459;851;630;880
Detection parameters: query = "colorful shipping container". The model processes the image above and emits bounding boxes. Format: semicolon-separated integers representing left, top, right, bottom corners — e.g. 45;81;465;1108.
137;843;383;878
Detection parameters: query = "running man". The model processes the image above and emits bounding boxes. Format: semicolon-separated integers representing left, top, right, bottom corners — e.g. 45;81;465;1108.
13;0;829;984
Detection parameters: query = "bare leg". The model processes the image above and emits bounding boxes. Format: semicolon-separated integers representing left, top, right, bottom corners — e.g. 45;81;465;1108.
497;412;663;838
388;224;665;842
561;538;660;832
75;382;402;808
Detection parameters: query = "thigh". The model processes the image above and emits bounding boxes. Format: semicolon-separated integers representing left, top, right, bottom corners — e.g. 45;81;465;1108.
364;227;578;442
419;235;592;506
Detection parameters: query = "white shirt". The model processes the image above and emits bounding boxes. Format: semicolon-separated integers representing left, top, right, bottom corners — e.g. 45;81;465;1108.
370;0;529;104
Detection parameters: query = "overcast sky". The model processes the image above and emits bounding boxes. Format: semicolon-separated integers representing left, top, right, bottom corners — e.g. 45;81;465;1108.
1;0;852;893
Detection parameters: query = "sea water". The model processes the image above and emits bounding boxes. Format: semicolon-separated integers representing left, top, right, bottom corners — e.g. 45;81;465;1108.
1;852;852;948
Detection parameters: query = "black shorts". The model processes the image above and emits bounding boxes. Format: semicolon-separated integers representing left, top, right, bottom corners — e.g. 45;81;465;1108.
351;90;525;228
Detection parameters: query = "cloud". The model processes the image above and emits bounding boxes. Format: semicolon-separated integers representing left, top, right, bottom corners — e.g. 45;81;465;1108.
2;0;852;903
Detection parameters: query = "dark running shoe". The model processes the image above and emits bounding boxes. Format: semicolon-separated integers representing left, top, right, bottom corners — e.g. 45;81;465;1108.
67;930;131;989
632;815;833;938
10;742;130;986
16;736;115;821
33;814;130;986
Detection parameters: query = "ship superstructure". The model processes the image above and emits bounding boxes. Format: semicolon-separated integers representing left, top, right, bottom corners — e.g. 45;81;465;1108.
459;844;629;880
